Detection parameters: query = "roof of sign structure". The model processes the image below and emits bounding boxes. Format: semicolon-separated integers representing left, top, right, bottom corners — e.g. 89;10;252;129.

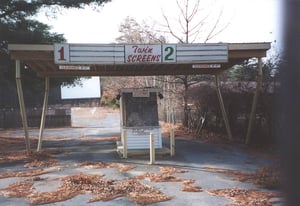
8;42;271;77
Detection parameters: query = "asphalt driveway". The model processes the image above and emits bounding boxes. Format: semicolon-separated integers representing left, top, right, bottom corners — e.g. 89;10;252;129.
0;109;284;205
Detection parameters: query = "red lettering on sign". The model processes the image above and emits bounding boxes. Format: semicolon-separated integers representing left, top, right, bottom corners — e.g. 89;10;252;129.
127;54;161;63
132;45;153;53
58;46;65;60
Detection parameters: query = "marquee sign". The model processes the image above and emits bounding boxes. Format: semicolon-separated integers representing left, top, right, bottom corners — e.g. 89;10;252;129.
54;43;228;67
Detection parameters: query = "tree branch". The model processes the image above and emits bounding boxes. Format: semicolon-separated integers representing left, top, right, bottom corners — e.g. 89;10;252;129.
204;8;230;43
162;12;184;43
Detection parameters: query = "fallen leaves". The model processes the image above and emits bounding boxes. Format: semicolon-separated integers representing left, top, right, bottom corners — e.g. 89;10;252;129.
160;122;226;143
0;163;284;206
24;150;61;168
159;166;187;174
0;136;37;151
89;178;171;205
109;163;136;172
137;172;184;182
0;169;49;179
182;180;202;192
79;161;135;172
207;187;283;206
203;167;247;179
0;180;33;198
137;166;202;193
29;189;78;205
0;137;63;169
137;166;186;182
203;165;282;190
0;133;283;205
28;173;170;205
248;164;282;189
0;150;29;163
79;136;119;143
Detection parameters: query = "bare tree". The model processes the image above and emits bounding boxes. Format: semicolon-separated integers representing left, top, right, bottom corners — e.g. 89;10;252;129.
161;0;229;44
161;0;230;126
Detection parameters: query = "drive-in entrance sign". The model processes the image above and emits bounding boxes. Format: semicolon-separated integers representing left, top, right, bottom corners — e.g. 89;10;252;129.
8;42;271;153
54;43;228;66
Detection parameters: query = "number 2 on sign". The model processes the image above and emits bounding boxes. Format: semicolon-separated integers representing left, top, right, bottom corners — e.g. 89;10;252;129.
164;46;174;61
162;45;176;62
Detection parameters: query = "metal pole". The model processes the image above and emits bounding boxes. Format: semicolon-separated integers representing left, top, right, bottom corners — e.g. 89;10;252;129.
149;133;155;164
215;75;233;141
246;57;263;144
37;77;50;152
15;60;31;154
170;128;175;156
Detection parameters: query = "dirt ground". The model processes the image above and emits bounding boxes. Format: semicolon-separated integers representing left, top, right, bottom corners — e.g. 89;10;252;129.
0;107;284;206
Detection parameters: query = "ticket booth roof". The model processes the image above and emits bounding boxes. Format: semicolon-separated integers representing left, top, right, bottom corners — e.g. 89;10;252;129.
7;42;270;77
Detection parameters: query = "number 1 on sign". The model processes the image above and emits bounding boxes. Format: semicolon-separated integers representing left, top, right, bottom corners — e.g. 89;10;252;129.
54;44;70;63
58;46;65;60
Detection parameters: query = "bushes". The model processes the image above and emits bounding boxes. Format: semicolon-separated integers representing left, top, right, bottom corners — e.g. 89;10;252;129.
186;81;277;145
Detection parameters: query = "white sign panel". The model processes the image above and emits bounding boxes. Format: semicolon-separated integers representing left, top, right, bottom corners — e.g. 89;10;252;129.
132;89;150;97
192;64;221;69
61;77;101;99
54;43;228;65
125;45;161;63
59;65;90;70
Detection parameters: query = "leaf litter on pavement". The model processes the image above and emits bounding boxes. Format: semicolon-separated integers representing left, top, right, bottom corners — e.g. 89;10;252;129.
0;135;284;205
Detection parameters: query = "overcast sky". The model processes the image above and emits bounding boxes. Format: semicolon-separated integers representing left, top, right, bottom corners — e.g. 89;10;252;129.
36;0;282;99
37;0;281;44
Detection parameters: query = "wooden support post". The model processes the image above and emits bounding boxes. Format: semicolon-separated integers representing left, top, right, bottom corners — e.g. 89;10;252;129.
215;75;233;141
246;57;263;145
15;60;31;154
122;129;127;158
37;77;50;152
149;133;155;164
170;128;175;156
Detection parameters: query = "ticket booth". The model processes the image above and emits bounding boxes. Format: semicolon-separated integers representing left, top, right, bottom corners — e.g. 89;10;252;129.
119;88;162;150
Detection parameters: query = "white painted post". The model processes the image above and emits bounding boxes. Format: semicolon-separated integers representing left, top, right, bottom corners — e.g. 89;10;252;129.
149;133;155;164
122;129;127;158
170;128;175;156
37;77;49;152
215;75;233;141
246;57;263;145
15;60;31;154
